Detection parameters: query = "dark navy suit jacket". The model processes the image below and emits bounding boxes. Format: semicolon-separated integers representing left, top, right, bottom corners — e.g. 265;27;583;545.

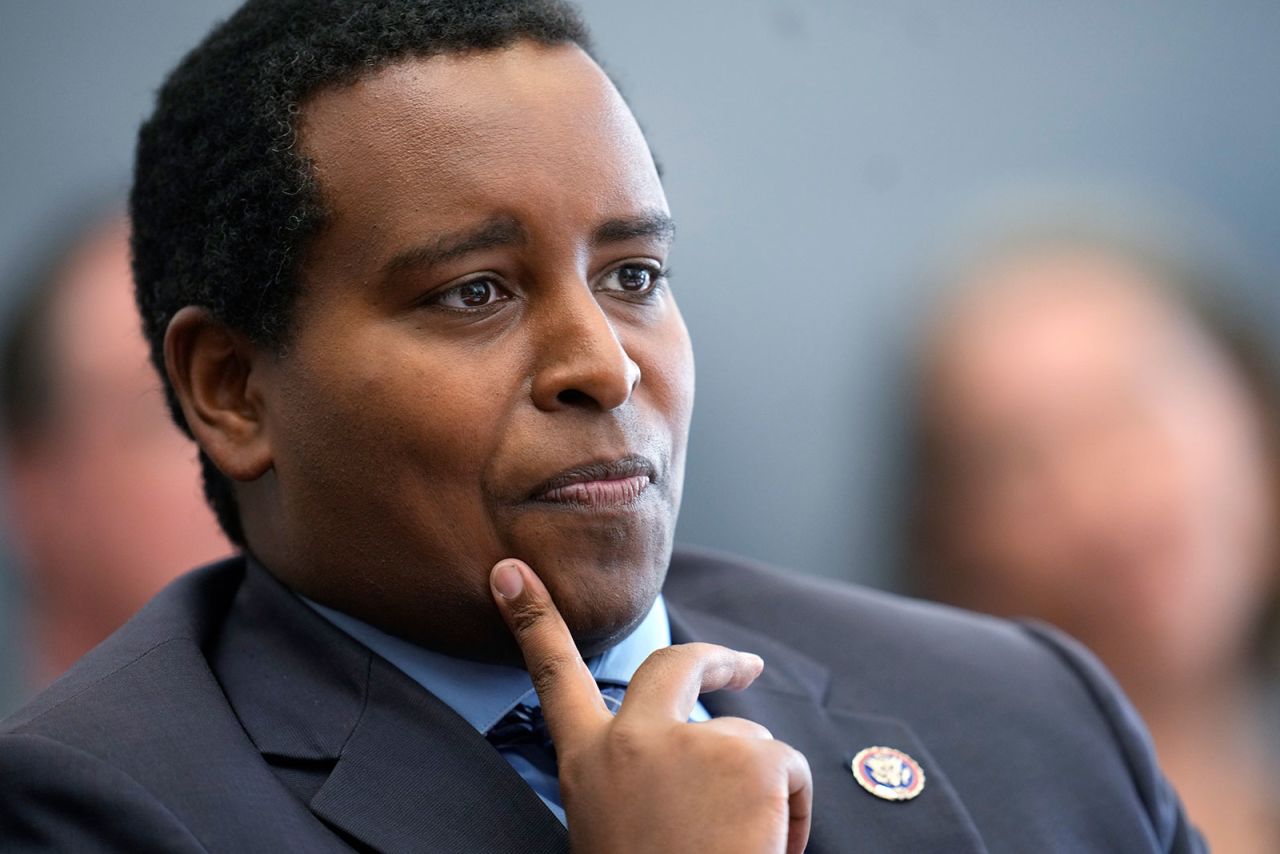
0;546;1203;852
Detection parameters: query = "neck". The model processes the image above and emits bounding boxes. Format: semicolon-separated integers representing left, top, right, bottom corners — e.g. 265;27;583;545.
1132;665;1280;854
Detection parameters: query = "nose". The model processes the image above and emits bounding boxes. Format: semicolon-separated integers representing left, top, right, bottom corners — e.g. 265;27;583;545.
531;291;640;412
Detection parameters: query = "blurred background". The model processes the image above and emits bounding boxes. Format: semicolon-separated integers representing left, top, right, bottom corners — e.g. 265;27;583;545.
2;1;1279;847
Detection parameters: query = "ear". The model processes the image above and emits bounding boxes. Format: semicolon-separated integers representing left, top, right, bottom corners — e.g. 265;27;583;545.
163;306;273;482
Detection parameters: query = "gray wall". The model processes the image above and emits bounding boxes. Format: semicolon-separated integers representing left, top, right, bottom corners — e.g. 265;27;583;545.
1;0;1278;702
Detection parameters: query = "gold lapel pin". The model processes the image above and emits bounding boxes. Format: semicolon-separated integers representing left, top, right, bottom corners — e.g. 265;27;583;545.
851;746;926;801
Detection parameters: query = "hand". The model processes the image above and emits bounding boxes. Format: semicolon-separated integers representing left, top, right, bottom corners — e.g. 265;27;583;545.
489;558;813;854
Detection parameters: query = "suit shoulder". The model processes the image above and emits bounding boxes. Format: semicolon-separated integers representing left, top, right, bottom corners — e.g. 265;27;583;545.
669;544;1046;663
667;544;1126;725
1;557;244;740
0;558;259;851
0;731;207;852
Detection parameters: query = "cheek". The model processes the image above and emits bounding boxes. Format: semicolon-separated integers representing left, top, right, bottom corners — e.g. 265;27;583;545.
270;325;520;541
628;309;694;518
938;478;1078;602
633;308;695;435
967;516;1070;589
1173;398;1277;595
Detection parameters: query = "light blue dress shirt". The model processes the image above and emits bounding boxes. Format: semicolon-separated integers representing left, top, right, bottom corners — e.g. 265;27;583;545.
305;594;711;824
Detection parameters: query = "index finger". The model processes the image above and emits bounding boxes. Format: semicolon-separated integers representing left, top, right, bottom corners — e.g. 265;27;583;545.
490;559;611;746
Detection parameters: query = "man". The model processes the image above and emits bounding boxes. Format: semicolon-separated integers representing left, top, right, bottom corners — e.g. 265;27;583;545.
905;222;1280;852
0;1;1201;851
0;213;229;692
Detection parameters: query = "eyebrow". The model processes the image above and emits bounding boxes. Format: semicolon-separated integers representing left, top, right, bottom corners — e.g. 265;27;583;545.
592;212;676;247
380;210;676;278
381;216;529;276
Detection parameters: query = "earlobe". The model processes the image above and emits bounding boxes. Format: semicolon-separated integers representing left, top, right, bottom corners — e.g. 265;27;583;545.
163;306;273;482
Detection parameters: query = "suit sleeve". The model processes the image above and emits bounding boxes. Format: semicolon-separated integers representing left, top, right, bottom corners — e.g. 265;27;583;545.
0;732;208;852
1019;621;1207;854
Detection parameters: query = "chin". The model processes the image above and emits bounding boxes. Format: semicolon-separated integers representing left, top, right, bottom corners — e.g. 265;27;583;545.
497;501;677;652
539;549;669;658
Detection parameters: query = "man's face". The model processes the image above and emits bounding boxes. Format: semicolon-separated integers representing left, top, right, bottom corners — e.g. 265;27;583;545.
246;42;693;661
923;253;1275;691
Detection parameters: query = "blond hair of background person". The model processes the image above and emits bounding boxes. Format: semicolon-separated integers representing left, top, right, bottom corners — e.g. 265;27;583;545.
0;212;230;692
908;218;1280;853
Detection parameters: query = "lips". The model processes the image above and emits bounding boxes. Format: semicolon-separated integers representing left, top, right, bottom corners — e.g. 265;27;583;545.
529;455;656;508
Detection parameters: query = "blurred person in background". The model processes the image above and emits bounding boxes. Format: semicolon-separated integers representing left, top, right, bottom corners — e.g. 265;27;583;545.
908;215;1280;853
0;211;230;691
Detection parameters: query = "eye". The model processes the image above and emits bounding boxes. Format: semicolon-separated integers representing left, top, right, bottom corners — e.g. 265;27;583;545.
598;262;666;296
430;278;511;310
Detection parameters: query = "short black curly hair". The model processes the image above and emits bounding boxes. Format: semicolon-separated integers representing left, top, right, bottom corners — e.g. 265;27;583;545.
130;0;593;546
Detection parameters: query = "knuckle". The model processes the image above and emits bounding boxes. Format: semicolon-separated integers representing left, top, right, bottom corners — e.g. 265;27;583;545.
507;598;548;636
788;744;813;778
642;645;680;667
667;722;703;752
604;719;646;762
631;645;680;683
687;725;749;763
729;717;774;740
766;740;809;775
529;652;582;696
789;743;810;767
556;742;590;782
641;642;723;675
681;641;724;660
740;738;781;768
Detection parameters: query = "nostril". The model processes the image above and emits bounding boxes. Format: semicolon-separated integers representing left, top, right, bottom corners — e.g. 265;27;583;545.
556;388;595;408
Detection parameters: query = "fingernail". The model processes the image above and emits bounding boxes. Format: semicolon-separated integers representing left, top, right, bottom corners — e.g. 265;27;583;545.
492;561;525;600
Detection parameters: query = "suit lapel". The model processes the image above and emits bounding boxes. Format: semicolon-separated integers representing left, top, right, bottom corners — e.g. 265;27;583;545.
669;604;988;854
215;561;567;854
308;654;567;854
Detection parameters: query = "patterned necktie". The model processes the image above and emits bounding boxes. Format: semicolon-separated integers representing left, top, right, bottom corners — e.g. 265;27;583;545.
487;683;626;779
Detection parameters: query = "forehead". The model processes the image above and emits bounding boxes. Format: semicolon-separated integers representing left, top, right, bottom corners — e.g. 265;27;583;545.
928;252;1200;410
53;221;151;386
297;41;664;253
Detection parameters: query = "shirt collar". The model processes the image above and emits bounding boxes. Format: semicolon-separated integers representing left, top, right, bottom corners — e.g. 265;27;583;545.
303;594;674;735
